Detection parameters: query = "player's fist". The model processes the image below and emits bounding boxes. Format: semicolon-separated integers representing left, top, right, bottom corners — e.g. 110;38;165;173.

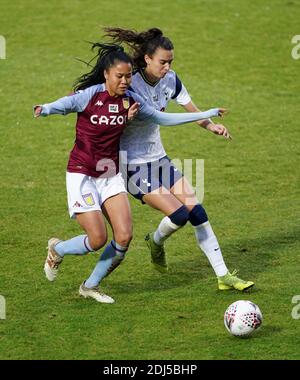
217;108;227;117
208;123;232;139
128;102;140;122
33;105;42;117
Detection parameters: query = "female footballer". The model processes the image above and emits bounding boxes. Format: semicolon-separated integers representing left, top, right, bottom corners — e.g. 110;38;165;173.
34;43;224;303
104;28;254;291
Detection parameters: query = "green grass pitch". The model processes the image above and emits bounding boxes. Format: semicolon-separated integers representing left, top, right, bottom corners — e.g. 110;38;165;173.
0;0;299;360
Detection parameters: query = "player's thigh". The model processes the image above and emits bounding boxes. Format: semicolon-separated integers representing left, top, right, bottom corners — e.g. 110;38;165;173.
102;192;133;243
76;210;107;246
142;186;184;216
170;176;199;211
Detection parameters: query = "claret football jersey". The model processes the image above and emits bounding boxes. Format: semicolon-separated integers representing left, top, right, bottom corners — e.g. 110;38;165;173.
41;84;150;177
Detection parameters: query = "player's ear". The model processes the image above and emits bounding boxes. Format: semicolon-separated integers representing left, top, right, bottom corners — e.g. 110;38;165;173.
104;69;109;81
144;54;151;66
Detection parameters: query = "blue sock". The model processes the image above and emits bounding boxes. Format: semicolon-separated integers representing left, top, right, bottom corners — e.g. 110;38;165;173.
55;235;94;257
85;240;127;288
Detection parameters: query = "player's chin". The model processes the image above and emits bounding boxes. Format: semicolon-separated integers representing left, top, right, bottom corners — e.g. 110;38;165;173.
117;87;128;95
160;71;168;78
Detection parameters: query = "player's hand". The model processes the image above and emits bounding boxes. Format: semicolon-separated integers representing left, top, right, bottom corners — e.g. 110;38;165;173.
207;123;232;140
33;105;42;118
217;108;227;117
128;102;140;122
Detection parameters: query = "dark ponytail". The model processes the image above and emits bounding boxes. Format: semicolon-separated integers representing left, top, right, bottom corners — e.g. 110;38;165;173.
104;27;174;69
74;42;133;91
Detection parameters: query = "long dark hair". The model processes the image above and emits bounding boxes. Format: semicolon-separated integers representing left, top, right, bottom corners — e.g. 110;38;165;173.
103;27;174;69
74;43;133;91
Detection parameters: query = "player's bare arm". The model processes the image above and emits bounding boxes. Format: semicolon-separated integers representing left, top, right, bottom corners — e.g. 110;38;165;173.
182;101;231;139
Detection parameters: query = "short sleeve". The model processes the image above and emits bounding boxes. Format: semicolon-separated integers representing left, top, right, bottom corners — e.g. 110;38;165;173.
171;75;191;106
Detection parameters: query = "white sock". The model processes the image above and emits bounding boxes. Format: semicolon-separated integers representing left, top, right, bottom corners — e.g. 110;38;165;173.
194;221;228;277
153;216;181;246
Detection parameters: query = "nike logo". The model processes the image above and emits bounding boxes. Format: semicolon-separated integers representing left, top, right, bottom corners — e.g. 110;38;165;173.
214;247;220;251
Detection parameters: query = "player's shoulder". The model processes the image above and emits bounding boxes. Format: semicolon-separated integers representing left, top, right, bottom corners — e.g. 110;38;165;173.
164;69;177;80
165;70;183;86
80;83;105;95
132;68;142;79
125;88;143;103
131;69;145;86
132;69;178;93
70;84;105;110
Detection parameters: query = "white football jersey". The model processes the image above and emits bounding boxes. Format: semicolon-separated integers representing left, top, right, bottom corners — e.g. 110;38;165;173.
120;69;191;164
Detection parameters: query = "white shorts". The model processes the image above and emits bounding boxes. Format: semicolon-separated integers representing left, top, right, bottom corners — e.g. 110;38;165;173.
66;172;127;218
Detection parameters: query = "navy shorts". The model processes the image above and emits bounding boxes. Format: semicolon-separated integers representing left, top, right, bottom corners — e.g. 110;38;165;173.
124;156;183;202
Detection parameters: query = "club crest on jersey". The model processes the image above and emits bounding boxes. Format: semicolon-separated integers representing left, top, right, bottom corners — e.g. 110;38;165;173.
83;193;95;206
122;98;130;109
109;104;119;113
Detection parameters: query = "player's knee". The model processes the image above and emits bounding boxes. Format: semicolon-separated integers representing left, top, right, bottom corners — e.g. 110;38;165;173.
188;204;208;226
114;229;132;248
169;205;190;226
89;232;107;251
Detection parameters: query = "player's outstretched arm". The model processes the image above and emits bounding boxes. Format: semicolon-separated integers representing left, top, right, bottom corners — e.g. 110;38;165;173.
145;107;226;126
33;95;82;117
33;84;103;118
129;92;225;126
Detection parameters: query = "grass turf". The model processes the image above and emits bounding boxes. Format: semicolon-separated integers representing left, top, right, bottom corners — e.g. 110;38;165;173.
0;0;299;359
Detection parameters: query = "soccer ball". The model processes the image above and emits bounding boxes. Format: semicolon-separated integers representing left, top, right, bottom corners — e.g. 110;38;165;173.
224;300;263;337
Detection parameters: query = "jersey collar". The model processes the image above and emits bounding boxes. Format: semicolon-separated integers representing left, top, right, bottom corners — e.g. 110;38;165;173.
139;69;160;87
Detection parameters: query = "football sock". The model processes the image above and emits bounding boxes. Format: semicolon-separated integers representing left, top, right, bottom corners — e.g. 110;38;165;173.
193;221;228;277
153;216;181;246
54;235;94;257
153;206;189;246
85;240;127;288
